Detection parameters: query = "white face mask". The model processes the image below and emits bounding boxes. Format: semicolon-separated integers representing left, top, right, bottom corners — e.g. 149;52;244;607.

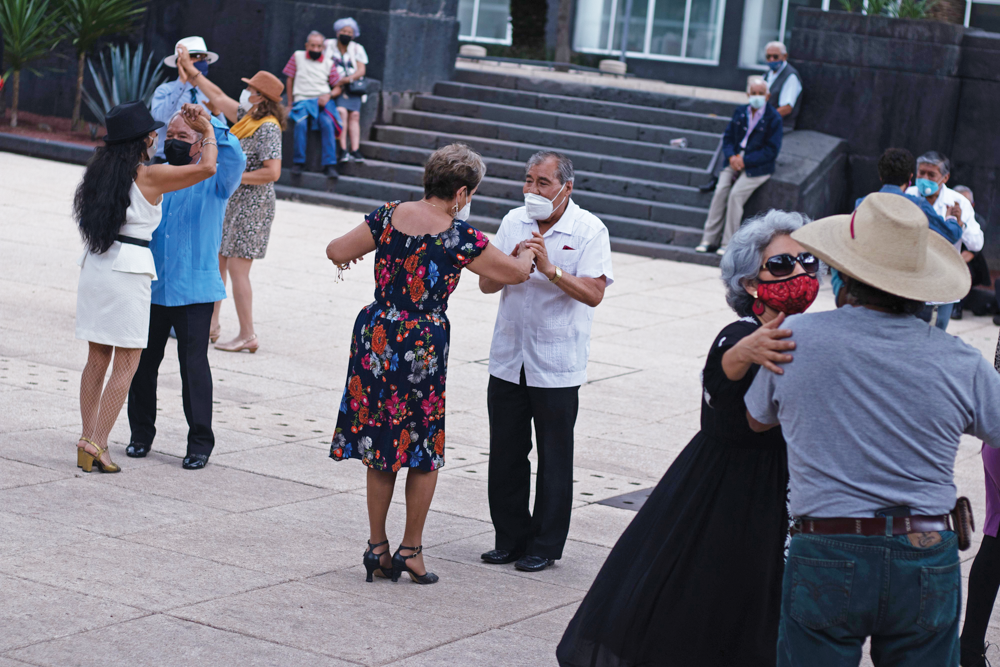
524;181;568;221
748;95;767;109
454;190;471;221
239;89;254;113
145;137;156;162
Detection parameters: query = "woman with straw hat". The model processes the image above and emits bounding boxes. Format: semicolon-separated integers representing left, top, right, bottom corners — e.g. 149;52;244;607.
177;46;287;354
743;193;1000;666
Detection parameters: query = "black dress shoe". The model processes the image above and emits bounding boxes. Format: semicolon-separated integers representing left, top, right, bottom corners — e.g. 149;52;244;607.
126;442;150;458
481;549;523;565
514;555;556;572
324;164;339;180
290;163;303;176
182;454;209;469
697;176;718;193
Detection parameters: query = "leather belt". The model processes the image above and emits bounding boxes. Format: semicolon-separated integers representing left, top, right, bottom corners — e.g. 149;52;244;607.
117;235;149;247
792;515;951;537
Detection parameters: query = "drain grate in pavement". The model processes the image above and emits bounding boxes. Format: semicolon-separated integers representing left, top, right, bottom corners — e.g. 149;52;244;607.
597;487;654;511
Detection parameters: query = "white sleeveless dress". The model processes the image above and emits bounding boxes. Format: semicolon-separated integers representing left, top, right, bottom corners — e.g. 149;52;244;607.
76;182;162;348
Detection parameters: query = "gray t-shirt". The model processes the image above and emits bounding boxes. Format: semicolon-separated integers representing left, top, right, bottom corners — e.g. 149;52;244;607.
745;305;1000;518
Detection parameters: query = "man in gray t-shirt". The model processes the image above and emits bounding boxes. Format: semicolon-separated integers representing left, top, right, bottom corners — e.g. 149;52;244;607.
743;193;1000;667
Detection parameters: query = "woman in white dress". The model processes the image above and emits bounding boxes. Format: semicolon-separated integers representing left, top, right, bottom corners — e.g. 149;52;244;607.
73;101;219;472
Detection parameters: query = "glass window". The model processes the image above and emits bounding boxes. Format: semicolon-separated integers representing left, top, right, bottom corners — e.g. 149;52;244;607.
686;0;725;59
574;0;725;61
649;0;687;58
969;1;1000;32
458;0;512;43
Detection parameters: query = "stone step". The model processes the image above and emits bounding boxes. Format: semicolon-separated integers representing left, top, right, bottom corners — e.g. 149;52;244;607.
374;123;713;173
412;95;722;151
359;140;704;188
392;110;715;168
338;158;709;225
275;171;706;245
452;68;738;118
433;81;731;134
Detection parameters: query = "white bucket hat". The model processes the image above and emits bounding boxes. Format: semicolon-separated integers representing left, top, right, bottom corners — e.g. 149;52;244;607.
163;36;219;68
792;192;970;304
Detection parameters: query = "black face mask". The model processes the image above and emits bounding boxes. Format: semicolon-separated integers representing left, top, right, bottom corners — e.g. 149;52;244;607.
164;139;194;166
338;34;353;46
307;50;322;60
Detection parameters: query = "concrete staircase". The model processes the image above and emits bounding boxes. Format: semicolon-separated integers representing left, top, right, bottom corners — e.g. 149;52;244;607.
276;68;738;265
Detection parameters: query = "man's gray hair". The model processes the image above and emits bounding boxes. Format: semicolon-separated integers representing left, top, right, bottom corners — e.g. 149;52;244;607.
917;151;951;177
167;110;204;140
307;30;325;41
953;184;974;204
526;151;575;184
765;41;787;55
721;210;813;316
746;75;770;94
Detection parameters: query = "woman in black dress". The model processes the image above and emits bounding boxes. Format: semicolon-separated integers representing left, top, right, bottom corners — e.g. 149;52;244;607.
557;210;820;667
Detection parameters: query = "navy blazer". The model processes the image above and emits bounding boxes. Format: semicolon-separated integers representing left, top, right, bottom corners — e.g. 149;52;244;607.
721;104;783;177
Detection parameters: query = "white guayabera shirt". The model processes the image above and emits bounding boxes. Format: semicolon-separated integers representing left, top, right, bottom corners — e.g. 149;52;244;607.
488;200;614;389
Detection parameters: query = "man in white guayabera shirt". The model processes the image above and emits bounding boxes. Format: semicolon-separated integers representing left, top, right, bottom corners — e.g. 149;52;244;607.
744;193;1000;667
479;151;613;574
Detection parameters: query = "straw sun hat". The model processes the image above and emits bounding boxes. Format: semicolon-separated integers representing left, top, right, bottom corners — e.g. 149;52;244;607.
792;192;970;304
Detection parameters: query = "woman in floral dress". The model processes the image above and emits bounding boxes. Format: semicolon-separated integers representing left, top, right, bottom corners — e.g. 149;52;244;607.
326;144;536;584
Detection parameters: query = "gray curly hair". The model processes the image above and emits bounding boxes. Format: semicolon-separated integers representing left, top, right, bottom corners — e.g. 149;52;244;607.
720;210;813;316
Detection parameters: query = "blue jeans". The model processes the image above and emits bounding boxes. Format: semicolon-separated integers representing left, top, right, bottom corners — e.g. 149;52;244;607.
294;109;337;166
778;531;961;667
917;303;953;331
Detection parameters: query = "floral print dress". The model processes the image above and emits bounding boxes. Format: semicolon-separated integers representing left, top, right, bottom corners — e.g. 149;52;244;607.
330;201;489;472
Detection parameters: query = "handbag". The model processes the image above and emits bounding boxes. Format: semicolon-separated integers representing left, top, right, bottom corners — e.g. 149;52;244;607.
348;77;372;95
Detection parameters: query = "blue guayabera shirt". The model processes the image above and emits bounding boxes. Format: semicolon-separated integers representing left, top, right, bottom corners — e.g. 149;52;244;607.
150;116;245;307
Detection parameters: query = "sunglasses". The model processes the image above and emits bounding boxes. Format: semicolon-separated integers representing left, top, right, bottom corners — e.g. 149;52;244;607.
765;53;783;61
762;252;819;277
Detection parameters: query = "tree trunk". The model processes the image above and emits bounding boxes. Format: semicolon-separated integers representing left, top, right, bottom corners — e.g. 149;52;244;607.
555;0;573;63
72;52;85;130
510;0;548;55
11;70;19;128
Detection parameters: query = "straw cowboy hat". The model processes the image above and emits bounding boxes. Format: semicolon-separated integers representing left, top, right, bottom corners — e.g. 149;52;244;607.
792;192;970;304
163;36;219;68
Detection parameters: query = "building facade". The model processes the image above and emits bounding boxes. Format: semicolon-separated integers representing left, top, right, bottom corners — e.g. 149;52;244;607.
459;0;994;89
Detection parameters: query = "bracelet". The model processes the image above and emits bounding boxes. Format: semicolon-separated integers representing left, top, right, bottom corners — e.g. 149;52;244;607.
201;140;217;147
549;266;563;284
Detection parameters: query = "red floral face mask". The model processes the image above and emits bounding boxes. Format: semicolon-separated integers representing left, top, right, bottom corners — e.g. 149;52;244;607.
755;273;819;315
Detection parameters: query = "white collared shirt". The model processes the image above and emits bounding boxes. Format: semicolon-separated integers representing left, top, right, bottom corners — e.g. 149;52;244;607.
905;182;983;252
488;200;614;388
764;62;802;109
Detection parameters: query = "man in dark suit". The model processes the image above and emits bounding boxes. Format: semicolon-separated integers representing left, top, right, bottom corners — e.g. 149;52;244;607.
696;76;783;255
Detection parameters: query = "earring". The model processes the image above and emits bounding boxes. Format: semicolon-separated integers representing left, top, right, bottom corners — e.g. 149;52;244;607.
752;299;766;316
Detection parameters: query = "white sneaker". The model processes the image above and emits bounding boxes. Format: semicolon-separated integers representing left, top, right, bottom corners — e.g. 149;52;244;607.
716;246;727;256
695;244;710;253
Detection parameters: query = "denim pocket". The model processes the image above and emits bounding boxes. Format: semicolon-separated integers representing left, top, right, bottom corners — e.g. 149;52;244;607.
788;556;854;630
916;561;961;632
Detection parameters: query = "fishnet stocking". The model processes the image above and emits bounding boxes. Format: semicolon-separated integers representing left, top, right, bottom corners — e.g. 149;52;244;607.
78;343;142;466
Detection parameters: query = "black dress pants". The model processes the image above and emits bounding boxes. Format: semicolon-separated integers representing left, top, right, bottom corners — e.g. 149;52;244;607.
487;368;579;560
128;302;215;457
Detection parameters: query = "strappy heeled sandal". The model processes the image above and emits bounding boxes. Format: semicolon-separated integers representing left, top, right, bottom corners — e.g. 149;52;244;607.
391;545;439;584
363;539;393;582
214;333;258;353
77;437;120;473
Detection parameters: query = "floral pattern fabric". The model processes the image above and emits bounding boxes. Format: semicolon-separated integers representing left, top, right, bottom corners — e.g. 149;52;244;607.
330;201;489;472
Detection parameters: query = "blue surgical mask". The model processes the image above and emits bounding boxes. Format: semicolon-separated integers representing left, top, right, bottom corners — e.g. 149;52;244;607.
767;60;783;72
748;95;767;109
194;60;210;76
916;178;940;197
830;268;844;302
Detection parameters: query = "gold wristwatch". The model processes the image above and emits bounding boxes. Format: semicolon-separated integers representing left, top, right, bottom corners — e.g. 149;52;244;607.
549;266;563;284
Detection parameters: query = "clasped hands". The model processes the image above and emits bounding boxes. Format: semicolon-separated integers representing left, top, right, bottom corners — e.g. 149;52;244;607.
175;45;220;116
729;154;745;172
512;231;555;279
179;102;213;135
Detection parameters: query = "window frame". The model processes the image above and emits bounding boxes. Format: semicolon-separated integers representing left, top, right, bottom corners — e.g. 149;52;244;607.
458;0;514;44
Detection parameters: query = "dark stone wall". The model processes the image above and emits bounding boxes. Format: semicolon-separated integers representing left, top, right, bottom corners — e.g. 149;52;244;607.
790;9;1000;265
3;0;458;118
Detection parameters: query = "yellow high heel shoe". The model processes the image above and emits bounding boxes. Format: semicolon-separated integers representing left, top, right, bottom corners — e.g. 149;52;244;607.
77;437;121;473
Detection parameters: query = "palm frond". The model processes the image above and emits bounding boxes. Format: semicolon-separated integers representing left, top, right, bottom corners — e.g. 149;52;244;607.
59;0;145;53
0;0;63;71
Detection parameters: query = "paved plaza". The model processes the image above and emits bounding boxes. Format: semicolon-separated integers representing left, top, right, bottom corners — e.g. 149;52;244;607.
2;151;1000;665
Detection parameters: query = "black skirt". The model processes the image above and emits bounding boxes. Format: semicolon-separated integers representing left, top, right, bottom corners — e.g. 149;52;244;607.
557;319;789;667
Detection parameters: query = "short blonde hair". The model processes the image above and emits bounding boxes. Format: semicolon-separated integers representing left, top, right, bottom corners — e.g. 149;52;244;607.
423;143;486;199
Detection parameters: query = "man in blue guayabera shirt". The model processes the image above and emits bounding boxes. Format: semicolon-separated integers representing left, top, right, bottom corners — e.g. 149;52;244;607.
127;105;246;469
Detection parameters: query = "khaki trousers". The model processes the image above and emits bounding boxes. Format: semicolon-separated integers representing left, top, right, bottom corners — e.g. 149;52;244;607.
700;166;771;247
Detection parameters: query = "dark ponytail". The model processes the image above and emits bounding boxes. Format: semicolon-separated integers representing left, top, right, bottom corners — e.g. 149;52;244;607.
73;137;147;255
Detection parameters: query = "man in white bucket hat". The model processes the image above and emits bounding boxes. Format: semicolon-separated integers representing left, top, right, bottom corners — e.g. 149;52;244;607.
150;37;222;163
741;193;1000;666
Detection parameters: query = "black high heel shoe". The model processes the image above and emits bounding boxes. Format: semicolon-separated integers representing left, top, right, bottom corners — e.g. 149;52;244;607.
391;545;439;584
363;539;392;582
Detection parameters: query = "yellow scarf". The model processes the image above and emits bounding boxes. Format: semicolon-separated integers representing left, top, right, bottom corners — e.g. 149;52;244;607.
230;114;279;140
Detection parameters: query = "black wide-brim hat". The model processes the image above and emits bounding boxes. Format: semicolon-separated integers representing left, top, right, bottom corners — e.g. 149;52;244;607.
103;101;165;144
